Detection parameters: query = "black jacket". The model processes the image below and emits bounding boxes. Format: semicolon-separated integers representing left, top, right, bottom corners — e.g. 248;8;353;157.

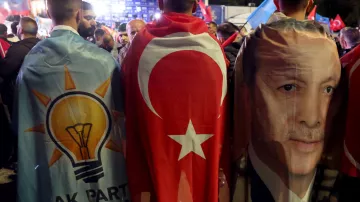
0;37;40;113
224;42;241;81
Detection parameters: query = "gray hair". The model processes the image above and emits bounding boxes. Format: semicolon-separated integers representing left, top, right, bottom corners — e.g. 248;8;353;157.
20;17;38;36
340;27;360;48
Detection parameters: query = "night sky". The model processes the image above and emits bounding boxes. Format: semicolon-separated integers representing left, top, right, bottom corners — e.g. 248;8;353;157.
210;0;360;27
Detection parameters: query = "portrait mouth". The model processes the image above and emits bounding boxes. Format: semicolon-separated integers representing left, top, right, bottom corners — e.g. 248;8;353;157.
289;138;323;153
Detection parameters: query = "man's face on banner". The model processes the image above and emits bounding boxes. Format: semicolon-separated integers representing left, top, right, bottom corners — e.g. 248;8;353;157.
250;45;341;176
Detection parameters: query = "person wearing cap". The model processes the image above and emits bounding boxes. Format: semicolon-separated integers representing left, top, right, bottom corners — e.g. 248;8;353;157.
232;19;344;202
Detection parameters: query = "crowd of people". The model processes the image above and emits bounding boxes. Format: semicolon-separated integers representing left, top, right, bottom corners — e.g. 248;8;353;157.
1;0;360;201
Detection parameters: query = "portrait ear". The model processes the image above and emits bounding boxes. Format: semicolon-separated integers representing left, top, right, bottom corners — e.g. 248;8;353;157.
75;10;81;24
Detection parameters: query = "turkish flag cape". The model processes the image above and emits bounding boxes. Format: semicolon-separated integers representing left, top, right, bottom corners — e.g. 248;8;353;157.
341;45;360;177
122;13;230;202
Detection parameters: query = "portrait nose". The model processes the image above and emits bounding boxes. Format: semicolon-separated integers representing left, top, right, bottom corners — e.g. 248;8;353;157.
298;94;322;128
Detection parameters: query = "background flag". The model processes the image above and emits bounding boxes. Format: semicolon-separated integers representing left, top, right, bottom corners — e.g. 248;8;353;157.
330;14;346;32
307;5;317;20
199;0;213;22
247;0;277;29
316;13;330;25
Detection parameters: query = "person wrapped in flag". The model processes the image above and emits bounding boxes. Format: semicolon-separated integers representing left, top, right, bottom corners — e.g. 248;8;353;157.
15;0;128;201
232;19;346;202
121;0;229;201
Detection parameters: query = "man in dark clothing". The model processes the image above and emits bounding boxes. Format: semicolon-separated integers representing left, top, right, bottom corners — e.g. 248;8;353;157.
339;27;360;57
217;22;241;80
0;24;11;59
0;17;40;115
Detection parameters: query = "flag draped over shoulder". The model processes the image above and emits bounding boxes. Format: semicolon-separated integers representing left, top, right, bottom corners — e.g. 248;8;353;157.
341;45;360;178
122;12;229;202
16;29;129;202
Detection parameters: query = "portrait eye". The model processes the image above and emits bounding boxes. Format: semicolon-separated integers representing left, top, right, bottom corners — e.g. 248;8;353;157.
279;84;297;92
324;86;335;95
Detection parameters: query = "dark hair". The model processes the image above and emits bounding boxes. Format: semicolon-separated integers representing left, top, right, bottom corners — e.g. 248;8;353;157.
243;19;330;86
207;21;217;27
20;17;38;36
11;21;19;35
82;1;93;11
280;0;309;11
47;0;81;23
0;24;7;36
217;22;239;40
164;0;195;13
119;23;127;32
94;28;105;37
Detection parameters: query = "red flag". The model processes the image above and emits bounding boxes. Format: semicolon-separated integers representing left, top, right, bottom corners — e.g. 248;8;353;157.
330;14;346;32
307;5;317;20
221;32;238;49
341;44;360;177
122;12;229;202
199;0;213;22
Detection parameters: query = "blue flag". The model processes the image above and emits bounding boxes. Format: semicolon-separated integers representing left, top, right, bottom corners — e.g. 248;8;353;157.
16;29;129;202
247;0;277;29
316;13;330;25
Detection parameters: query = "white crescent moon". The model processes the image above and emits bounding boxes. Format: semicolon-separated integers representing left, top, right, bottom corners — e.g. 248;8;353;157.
138;32;227;118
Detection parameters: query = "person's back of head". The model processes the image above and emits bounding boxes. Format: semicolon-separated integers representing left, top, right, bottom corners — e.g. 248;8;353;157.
0;24;7;38
217;22;239;43
94;28;105;40
11;21;19;35
273;0;313;20
46;0;81;28
340;27;360;50
160;0;197;15
18;17;38;40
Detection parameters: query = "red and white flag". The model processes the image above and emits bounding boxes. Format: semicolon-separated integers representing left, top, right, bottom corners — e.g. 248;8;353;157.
122;12;229;202
307;5;317;20
330;14;346;32
341;45;360;177
199;0;213;22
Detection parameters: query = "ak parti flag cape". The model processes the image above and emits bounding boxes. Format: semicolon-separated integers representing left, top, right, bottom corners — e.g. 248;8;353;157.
341;45;360;177
16;28;129;202
122;12;229;202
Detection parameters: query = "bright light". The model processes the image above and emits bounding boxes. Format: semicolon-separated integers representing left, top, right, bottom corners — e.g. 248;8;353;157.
113;4;125;12
154;13;161;20
3;2;10;11
93;2;108;16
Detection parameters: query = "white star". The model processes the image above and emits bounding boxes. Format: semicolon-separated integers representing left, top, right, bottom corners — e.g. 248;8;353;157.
169;120;213;161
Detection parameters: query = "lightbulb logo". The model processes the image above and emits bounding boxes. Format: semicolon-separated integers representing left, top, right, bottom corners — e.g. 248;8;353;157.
26;66;123;183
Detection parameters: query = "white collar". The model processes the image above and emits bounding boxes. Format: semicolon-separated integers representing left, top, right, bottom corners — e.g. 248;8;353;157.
249;142;315;202
52;25;79;36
